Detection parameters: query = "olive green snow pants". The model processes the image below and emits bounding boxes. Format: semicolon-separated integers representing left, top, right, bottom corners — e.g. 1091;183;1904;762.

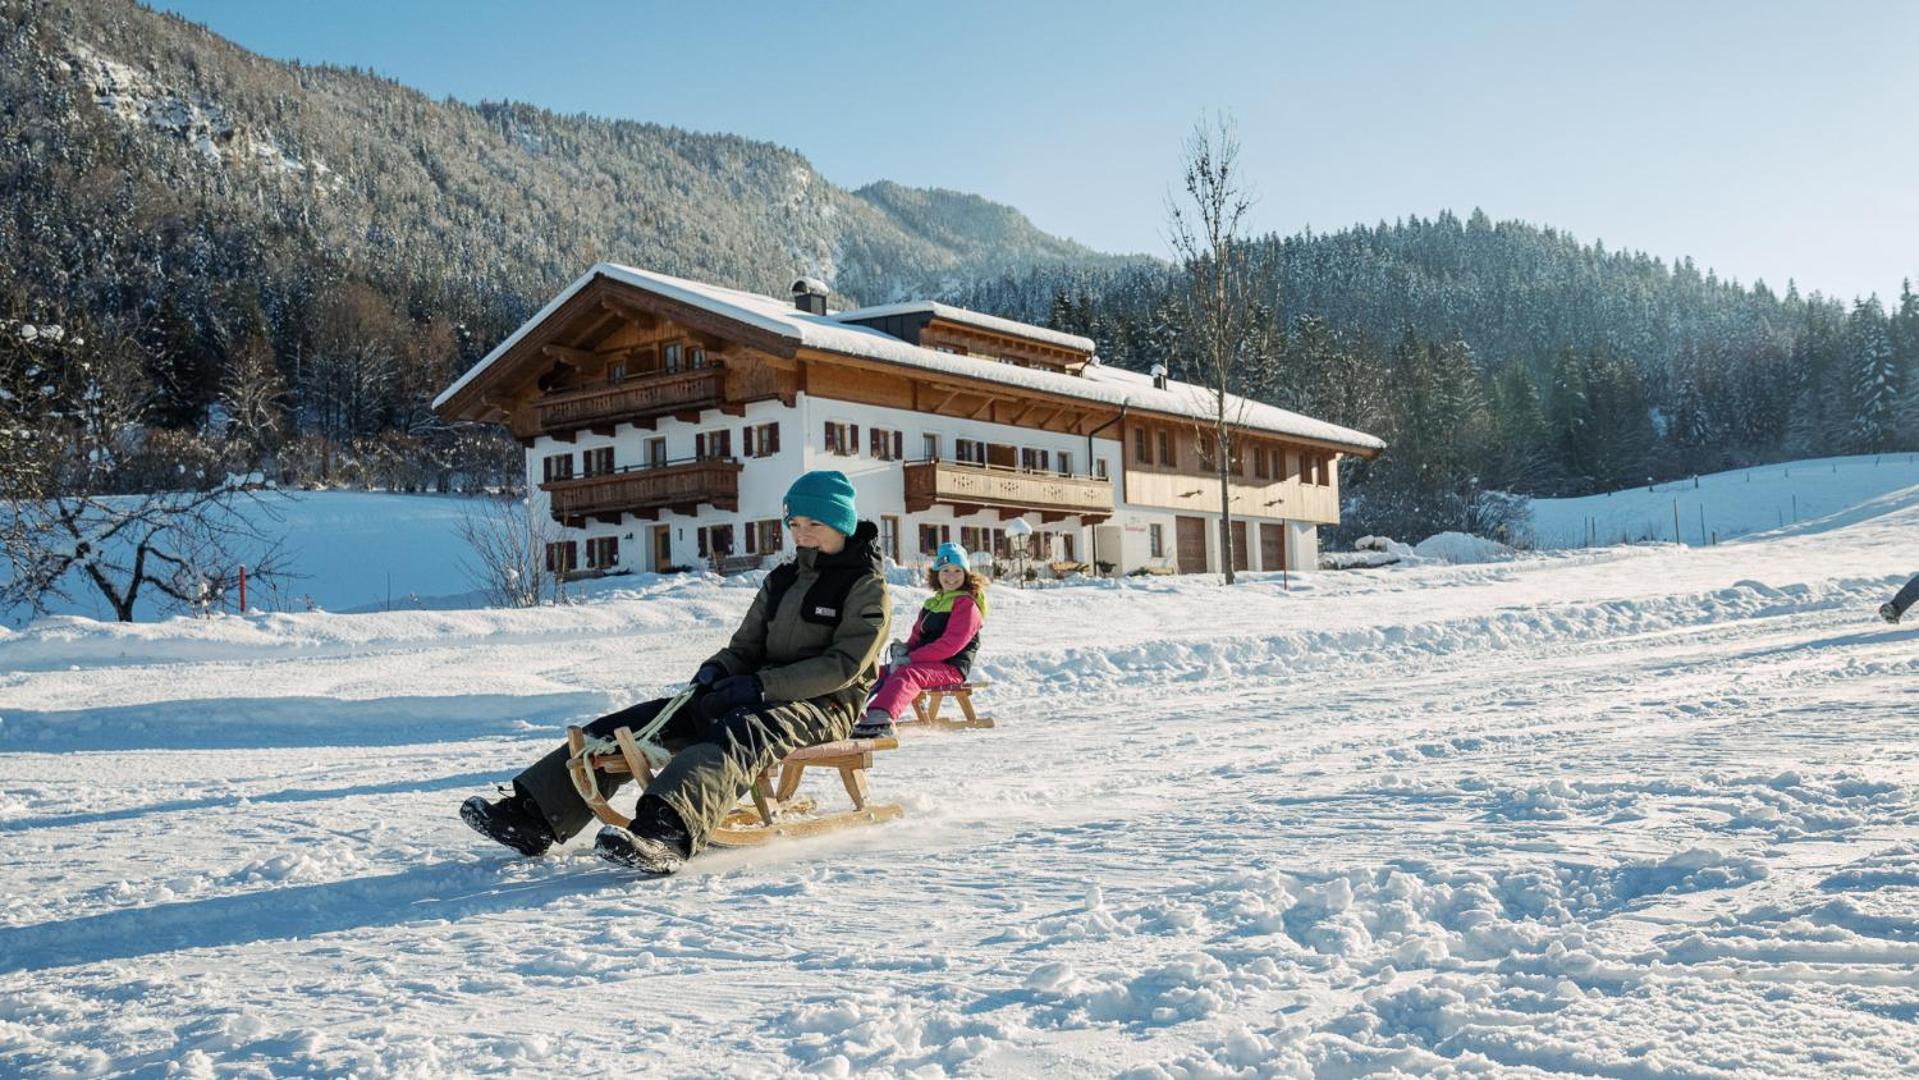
512;689;858;852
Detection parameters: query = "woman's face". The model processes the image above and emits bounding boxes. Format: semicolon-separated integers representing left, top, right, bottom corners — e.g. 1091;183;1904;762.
937;564;966;591
789;516;846;554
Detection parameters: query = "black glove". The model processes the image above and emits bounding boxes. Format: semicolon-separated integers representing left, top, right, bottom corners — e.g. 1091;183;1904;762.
698;673;763;720
691;662;726;690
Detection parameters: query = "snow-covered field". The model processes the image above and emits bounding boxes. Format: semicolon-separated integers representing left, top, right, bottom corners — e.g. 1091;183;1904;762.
2;475;1916;1076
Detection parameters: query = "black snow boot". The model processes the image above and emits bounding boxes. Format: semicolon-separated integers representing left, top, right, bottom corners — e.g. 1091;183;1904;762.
461;786;555;857
595;795;691;875
851;710;895;740
1881;602;1902;624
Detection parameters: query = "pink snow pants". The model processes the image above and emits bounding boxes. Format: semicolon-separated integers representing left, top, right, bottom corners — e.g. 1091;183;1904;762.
868;661;965;719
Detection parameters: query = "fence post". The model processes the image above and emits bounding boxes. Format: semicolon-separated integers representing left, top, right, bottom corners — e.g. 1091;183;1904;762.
239;565;247;613
1673;499;1681;545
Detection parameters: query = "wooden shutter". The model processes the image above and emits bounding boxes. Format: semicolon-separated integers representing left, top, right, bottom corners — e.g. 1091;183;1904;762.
767;423;780;454
892;431;903;460
743;427;755;457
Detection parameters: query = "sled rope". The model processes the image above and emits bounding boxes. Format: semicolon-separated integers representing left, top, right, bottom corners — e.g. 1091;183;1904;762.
567;683;694;790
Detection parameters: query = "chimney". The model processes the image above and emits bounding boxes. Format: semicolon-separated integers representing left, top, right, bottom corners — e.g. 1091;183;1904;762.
1150;362;1168;391
790;276;828;316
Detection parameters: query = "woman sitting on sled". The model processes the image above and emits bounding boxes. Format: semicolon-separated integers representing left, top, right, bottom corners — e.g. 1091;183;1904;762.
853;541;988;739
461;469;890;875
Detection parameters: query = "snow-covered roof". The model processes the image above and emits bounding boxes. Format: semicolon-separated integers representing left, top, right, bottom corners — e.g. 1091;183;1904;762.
435;263;1385;453
829;301;1097;355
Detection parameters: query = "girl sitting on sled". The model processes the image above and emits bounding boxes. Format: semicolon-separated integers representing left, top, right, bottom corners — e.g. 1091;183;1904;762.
854;541;988;739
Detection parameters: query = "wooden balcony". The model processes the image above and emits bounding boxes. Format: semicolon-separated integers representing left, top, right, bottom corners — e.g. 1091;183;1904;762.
542;458;741;523
535;368;725;434
902;459;1114;522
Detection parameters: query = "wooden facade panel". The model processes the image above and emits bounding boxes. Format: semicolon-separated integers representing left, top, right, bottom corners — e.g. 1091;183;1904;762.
804;361;917;410
1120;470;1338;525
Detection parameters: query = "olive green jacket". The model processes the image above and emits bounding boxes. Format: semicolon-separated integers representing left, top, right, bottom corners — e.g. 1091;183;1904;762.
704;520;891;704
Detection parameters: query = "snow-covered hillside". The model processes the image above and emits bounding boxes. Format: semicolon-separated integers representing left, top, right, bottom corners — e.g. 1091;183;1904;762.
2;473;1916;1075
1531;453;1919;549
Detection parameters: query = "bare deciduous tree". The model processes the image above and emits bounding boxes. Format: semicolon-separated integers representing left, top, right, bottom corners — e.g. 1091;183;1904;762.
456;494;565;608
1167;114;1264;584
2;484;296;622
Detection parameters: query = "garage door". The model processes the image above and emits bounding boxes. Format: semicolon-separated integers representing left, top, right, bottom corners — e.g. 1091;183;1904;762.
1175;516;1208;574
1260;523;1285;572
1227;520;1249;572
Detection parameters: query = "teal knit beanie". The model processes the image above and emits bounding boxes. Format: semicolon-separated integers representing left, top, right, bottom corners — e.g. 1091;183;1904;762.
782;470;859;536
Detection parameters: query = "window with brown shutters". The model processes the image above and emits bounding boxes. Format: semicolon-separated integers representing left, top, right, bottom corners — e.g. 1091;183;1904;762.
744;519;781;555
542;453;574;483
824;421;858;456
582;447;614;476
743;422;781;459
696;429;732;461
869;427;903;461
545;541;578;573
586;536;618;569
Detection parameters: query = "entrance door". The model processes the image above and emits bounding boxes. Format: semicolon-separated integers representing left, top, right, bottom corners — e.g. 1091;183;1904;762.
1175;515;1208;574
653;525;673;572
1227;520;1249;572
1260;522;1286;572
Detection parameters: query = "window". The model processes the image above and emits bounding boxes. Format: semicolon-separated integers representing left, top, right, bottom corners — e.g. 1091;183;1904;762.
698;524;736;559
1254;445;1270;480
824;421;859;456
1058;451;1074;477
1020;447;1050;473
1299;451;1318;486
743;422;781;458
880;516;901;563
695;429;732;460
1094;458;1109;480
609;363;627;384
1229;442;1244;476
870;427;904;461
1134;428;1150;465
744;519;782;555
922;433;941;460
954;438;986;465
545;541;579;573
1060;533;1076;561
1318;454;1332;486
1149;524;1165;558
582;447;614;476
1157;430;1174;467
1197;436;1216;473
664;343;683;373
960;526;981;552
688;346;706;369
542;453;574;483
918;523;951;555
586;536;619;569
645;437;667;468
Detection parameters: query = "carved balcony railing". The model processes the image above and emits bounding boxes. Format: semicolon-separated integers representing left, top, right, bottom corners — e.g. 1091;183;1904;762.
542;457;741;521
535;368;725;433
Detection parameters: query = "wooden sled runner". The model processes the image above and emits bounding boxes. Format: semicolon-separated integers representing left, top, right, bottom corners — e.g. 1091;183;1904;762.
565;724;903;848
903;681;995;731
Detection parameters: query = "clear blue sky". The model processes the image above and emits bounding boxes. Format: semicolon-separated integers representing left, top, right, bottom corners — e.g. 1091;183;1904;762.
152;0;1917;304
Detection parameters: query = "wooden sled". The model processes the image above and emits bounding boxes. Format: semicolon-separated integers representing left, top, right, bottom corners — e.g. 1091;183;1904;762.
903;681;995;731
565;725;903;848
